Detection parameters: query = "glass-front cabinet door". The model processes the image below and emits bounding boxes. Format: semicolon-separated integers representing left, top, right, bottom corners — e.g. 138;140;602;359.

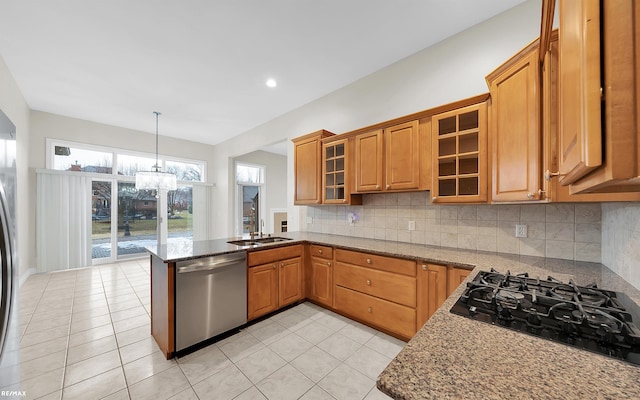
322;139;347;204
431;102;488;203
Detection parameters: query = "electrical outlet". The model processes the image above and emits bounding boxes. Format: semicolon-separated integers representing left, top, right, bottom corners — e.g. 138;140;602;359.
306;216;313;224
515;224;527;238
408;220;416;231
347;213;355;226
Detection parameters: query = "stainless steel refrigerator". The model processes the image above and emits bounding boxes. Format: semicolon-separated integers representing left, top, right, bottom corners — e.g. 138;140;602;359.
0;108;18;386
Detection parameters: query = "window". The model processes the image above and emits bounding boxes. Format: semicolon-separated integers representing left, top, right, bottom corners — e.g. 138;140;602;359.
236;164;263;184
236;163;265;235
53;146;113;174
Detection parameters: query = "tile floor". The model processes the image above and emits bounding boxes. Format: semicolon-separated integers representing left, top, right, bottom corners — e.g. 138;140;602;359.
1;259;401;399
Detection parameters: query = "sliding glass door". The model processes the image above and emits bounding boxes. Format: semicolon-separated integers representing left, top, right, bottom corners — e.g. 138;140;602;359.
117;182;157;258
91;180;112;260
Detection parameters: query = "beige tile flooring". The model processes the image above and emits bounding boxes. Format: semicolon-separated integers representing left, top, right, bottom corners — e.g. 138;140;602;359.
1;259;401;399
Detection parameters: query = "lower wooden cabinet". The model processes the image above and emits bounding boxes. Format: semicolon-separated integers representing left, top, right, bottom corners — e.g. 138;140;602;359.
308;245;334;307
416;263;448;329
247;245;303;321
448;266;472;296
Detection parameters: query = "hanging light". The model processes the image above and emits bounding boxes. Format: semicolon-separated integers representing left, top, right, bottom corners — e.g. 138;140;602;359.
135;111;177;192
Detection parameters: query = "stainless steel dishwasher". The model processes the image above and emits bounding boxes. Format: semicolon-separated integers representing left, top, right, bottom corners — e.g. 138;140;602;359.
175;251;247;352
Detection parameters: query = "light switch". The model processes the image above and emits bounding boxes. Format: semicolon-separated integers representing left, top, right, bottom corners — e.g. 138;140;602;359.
408;221;416;231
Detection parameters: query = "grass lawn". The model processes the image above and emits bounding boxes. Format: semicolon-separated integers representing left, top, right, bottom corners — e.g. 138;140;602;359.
92;210;193;239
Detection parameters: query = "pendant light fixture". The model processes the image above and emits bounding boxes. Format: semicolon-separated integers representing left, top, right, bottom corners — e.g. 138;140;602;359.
135;111;177;192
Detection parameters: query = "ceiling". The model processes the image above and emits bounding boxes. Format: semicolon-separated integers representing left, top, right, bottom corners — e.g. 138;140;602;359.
0;0;525;147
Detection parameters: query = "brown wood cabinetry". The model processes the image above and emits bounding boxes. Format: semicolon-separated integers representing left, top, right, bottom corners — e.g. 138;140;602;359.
447;266;471;297
333;248;417;339
416;263;447;330
487;41;543;202
322;137;362;205
354;119;430;193
247;245;303;320
292;130;335;205
431;102;488;203
307;244;333;307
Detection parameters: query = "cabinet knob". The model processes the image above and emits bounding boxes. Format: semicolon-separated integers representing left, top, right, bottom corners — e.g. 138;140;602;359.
281;263;284;267
432;196;437;202
342;199;346;203
318;249;323;254
367;307;372;313
327;262;331;267
375;185;380;190
421;264;427;271
386;184;390;189
544;170;566;181
366;258;372;264
273;264;277;269
527;192;536;199
366;279;371;286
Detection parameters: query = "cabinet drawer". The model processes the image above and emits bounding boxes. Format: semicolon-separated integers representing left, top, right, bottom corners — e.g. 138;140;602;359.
309;245;333;260
248;244;303;267
334;249;416;276
334;262;416;307
335;286;415;339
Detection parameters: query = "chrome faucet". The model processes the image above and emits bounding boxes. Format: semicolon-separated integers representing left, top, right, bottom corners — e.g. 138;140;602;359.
249;208;256;240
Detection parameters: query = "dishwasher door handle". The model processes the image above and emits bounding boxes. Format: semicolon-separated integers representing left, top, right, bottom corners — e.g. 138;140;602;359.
177;253;246;274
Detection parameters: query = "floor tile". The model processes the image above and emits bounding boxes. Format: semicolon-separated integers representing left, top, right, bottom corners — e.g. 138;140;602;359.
0;367;64;399
71;305;110;321
129;365;190;400
290;346;340;383
256;364;314;400
24;314;71;335
317;332;362;361
69;313;112;334
20;325;70;348
344;346;392;380
314;313;349;332
338;321;378;344
167;386;199;400
66;334;118;365
364;333;405;359
115;323;151;347
68;323;114;347
192;365;252;400
17;336;68;363
110;305;148;322
123;351;177;385
113;314;150;334
318;364;374;400
247;320;291;345
299;385;337;400
218;332;265;363
64;349;122;387
177;346;232;385
102;388;131;400
62;367;127;400
234;386;268;400
16;350;67;384
235;347;287;384
276;310;314;331
364;386;393;399
268;333;313;362
119;335;161;364
295;320;336;344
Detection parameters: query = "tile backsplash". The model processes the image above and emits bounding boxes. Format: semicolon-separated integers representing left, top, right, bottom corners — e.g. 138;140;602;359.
302;192;602;263
602;203;640;290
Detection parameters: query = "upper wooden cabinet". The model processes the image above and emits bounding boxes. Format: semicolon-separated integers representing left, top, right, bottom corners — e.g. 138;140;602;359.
556;0;603;186
292;130;335;205
487;41;543;202
431;102;488;203
322;137;362;205
354;120;429;193
563;0;640;193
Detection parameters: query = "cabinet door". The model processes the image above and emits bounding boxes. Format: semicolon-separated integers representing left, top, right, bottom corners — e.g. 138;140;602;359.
279;257;302;307
247;263;278;320
354;130;384;192
385;121;420;190
447;267;471;297
557;0;602;185
431;102;488;203
309;256;333;307
416;264;447;329
489;48;542;202
294;136;322;204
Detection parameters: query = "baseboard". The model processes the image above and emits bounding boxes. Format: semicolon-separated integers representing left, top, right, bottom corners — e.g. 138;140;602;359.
19;267;35;287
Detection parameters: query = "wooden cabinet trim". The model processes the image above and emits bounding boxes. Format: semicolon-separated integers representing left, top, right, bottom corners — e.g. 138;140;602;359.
334;248;416;276
248;244;303;267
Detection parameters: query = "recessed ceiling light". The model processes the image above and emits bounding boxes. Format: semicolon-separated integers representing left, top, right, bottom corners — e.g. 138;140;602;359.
266;79;277;88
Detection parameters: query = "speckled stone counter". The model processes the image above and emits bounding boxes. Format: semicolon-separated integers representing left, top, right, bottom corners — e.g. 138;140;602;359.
147;232;640;398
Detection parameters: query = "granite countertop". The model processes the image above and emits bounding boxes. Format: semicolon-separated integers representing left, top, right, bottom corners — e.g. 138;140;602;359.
147;232;640;398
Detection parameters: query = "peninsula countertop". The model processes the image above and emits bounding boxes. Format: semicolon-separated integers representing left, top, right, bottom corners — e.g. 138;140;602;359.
146;232;640;399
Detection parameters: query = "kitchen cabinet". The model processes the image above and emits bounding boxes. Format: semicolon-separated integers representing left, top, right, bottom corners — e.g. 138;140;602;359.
486;40;543;202
293;130;335;205
334;248;417;339
431;102;488;203
322;137;362;205
307;244;334;307
447;266;472;297
247;245;303;320
416;263;447;329
560;0;640;193
354;119;431;193
556;0;602;185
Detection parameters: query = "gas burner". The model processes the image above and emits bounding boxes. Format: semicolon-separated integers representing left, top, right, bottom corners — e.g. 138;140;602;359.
451;269;640;366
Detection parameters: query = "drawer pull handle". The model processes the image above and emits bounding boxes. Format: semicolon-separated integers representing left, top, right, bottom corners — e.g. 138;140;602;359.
367;307;372;313
318;249;322;254
366;279;371;286
366;258;372;264
422;264;427;271
327;262;331;266
273;264;277;269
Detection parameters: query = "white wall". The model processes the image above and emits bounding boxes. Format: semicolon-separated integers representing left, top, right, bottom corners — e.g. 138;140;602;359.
0;54;31;280
233;150;287;235
210;0;544;238
28;111;218;270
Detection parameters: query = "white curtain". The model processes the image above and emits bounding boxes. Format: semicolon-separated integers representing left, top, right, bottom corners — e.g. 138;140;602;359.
192;184;212;241
36;171;92;273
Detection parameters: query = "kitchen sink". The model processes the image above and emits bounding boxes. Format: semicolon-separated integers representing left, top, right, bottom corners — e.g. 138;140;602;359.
227;237;292;246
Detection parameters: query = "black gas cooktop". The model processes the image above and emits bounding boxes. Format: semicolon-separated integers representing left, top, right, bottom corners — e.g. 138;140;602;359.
450;269;640;365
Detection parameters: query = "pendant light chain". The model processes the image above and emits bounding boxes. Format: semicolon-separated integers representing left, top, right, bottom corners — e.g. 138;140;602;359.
153;111;161;172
